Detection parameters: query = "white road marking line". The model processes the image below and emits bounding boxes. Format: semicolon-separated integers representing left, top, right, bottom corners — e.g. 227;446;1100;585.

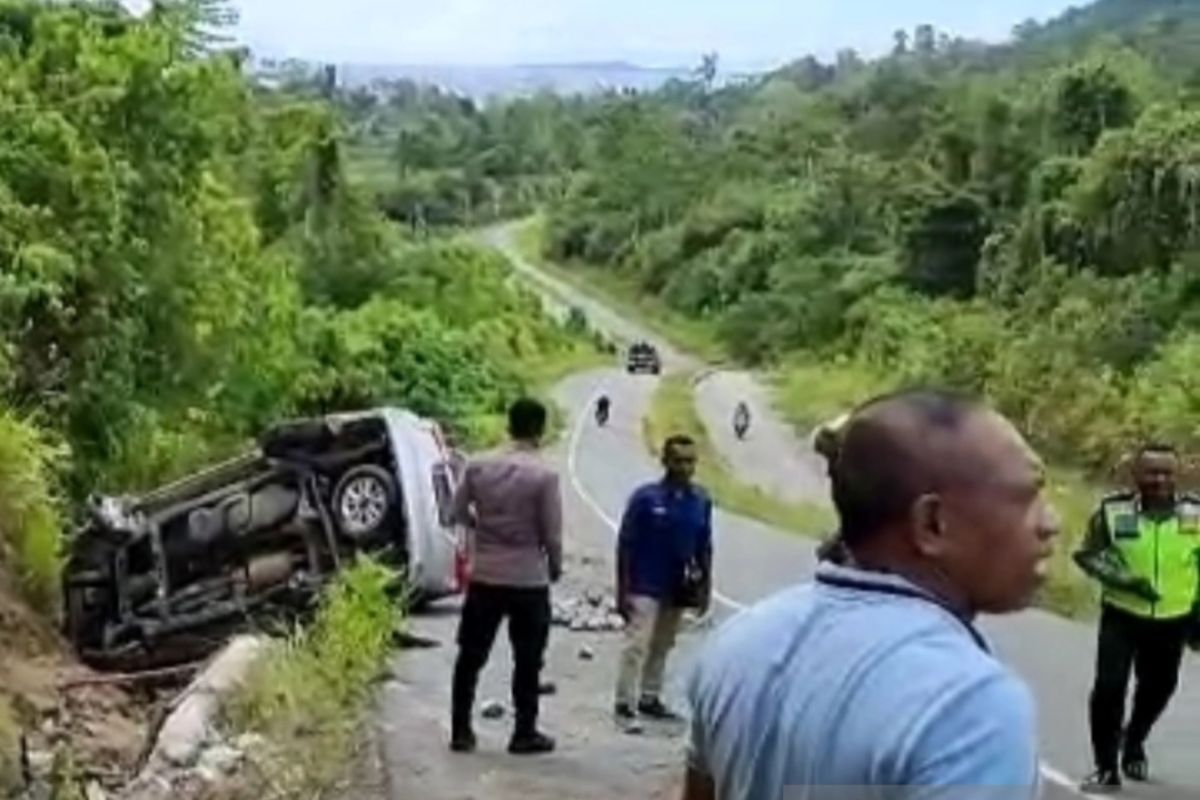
566;391;1095;799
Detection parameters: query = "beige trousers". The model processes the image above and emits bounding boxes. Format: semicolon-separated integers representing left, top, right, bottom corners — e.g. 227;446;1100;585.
615;595;683;707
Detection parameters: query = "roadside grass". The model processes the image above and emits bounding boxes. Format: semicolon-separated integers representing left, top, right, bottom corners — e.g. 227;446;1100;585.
223;558;403;797
513;217;727;362
0;697;18;795
770;358;1101;619
644;372;835;537
0;409;67;615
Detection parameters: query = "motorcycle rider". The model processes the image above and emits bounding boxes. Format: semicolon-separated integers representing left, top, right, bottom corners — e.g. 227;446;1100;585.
595;394;611;427
733;402;751;440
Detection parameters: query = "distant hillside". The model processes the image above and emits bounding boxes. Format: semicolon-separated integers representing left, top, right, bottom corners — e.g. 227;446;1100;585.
1011;0;1200;75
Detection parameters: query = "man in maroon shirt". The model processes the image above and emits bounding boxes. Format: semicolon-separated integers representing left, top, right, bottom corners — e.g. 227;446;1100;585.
449;398;563;756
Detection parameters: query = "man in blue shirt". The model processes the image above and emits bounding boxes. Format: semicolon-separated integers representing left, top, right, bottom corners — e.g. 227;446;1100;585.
683;389;1059;800
615;434;713;724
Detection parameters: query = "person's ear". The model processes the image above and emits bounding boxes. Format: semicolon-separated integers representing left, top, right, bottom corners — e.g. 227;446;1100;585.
910;494;948;557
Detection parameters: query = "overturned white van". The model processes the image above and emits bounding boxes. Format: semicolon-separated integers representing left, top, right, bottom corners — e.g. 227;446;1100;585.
63;407;467;670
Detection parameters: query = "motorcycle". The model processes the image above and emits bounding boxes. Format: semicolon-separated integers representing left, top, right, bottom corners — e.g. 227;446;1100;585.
733;404;751;440
595;397;611;427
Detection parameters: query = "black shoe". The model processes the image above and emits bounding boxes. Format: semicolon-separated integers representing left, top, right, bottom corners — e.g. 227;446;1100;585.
1080;769;1122;793
1122;743;1150;783
450;729;477;753
638;697;682;722
614;703;644;734
508;731;556;755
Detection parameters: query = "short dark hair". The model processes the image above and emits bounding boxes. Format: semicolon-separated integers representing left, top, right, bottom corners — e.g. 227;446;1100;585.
508;397;548;441
831;388;983;547
1136;441;1178;458
663;434;696;455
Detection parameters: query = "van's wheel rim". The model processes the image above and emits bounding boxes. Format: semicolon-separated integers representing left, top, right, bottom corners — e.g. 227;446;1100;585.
339;476;389;535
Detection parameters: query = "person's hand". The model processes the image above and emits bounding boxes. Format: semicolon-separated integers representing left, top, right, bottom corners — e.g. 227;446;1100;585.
1128;577;1161;603
549;562;563;584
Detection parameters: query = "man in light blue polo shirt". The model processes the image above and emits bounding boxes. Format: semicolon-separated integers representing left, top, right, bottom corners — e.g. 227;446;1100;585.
683;389;1059;800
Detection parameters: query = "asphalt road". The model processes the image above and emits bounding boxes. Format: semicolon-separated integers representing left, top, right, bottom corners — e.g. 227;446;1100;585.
692;369;832;508
479;224;1200;799
372;369;714;800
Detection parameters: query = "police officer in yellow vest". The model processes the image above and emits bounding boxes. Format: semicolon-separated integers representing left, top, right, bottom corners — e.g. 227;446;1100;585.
1074;443;1200;793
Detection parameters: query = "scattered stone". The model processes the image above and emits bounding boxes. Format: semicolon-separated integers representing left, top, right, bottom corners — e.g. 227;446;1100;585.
26;749;53;776
554;591;626;632
193;765;221;786
197;744;243;777
538;681;557;697
578;646;595;661
481;700;506;720
233;733;266;754
152;636;267;769
551;600;575;625
618;718;645;736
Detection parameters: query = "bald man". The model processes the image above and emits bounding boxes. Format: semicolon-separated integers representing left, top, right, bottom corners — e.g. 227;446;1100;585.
683;389;1059;800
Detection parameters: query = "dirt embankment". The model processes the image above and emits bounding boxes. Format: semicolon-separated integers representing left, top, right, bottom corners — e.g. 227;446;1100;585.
0;566;168;797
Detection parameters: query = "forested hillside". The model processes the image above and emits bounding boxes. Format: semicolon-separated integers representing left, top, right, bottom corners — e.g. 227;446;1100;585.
0;0;589;620
509;0;1200;475
334;79;587;228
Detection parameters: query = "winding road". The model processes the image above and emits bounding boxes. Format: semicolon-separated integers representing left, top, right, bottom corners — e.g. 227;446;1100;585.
371;226;1200;800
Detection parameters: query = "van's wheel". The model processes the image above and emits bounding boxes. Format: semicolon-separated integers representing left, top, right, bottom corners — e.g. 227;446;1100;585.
333;465;397;540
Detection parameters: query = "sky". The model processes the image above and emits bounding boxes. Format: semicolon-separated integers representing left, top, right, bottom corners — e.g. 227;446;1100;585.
135;0;1082;71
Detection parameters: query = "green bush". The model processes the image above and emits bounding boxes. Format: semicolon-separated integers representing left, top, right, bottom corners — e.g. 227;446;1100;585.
1125;332;1200;452
226;557;401;744
0;697;18;796
223;558;401;794
0;5;595;507
0;409;65;614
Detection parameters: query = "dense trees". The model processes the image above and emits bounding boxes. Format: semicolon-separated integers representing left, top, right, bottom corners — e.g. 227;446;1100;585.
337;80;587;229
0;0;586;529
508;0;1200;474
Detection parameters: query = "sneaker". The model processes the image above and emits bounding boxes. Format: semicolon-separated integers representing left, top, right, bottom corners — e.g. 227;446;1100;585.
614;702;637;721
1122;744;1150;783
449;729;477;753
508;731;556;755
1080;769;1122;794
638;697;682;722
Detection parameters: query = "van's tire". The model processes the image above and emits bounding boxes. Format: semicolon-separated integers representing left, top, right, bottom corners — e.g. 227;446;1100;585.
332;465;397;541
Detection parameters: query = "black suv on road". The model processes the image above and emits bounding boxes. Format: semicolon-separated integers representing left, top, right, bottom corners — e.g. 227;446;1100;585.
626;341;662;375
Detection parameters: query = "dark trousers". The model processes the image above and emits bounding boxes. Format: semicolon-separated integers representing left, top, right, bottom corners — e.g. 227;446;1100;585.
1088;603;1189;770
451;582;551;737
